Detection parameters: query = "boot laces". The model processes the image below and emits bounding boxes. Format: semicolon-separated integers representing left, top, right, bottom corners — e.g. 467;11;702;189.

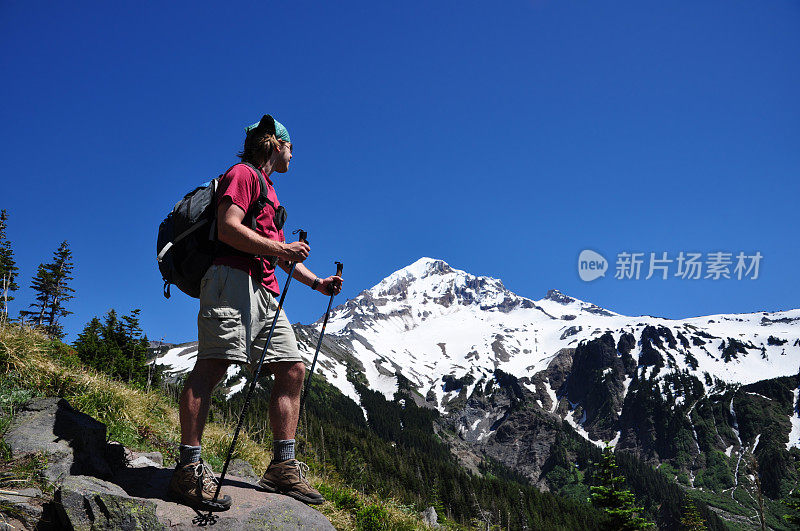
295;460;311;485
193;461;219;492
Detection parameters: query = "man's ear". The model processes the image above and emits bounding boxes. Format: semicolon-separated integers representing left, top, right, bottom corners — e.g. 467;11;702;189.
268;141;282;163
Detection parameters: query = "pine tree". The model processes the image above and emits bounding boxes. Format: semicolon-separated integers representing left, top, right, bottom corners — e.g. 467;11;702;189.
680;500;707;530
20;241;74;338
121;309;148;383
20;263;53;326
783;489;800;526
73;309;151;386
0;210;20;320
590;446;653;530
44;241;75;337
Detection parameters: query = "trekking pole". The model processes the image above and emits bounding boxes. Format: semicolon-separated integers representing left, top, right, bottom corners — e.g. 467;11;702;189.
211;229;308;509
299;261;343;418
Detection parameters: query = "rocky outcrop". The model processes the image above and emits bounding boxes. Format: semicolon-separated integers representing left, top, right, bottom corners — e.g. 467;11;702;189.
55;475;161;530
482;408;561;490
639;325;678;369
4;397;125;484
562;333;626;440
3;398;334;530
421;506;440;528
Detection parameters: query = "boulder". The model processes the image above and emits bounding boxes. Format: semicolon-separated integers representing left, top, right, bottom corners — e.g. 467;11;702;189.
0;487;45;530
127;449;165;469
4;398;122;483
156;488;335;530
228;458;258;479
55;475;162;530
2;398;335;530
421;505;439;527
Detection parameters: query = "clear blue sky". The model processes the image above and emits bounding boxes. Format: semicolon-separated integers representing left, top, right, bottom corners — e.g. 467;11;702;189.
2;1;798;343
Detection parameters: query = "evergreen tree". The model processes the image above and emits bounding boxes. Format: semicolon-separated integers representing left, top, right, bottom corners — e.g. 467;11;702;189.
783;489;800;526
121;309;148;383
590;446;653;530
20;263;53;326
73;309;151;385
0;210;19;320
680;500;707;530
20;241;74;337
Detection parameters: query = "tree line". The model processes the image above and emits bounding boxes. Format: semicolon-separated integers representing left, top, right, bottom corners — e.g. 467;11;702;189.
0;209;75;338
1;208;158;389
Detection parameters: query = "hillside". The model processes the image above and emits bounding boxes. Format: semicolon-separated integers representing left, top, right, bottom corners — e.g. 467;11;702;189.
0;323;424;529
1;322;615;529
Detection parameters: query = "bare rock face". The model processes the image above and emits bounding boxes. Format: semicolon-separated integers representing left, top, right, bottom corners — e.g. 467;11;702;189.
563;332;627;441
542;348;576;392
481;409;560;489
3;398;334;530
421;506;440;528
4;397;125;483
55;475;162;530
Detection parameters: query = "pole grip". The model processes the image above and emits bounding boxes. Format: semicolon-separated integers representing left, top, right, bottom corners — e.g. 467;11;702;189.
335;261;343;277
293;228;308;245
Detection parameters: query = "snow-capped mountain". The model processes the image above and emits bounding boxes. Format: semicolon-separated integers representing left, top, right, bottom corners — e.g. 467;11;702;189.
156;257;800;428
299;257;799;413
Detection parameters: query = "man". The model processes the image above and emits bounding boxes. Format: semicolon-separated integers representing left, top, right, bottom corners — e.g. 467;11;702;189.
168;114;343;511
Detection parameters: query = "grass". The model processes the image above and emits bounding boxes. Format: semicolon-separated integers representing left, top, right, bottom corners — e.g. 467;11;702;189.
0;322;436;530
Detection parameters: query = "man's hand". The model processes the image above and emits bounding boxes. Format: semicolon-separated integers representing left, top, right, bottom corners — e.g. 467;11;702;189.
316;275;343;296
282;241;310;263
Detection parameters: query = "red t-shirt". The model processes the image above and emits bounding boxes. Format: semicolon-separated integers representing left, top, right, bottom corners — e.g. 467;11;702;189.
213;163;284;295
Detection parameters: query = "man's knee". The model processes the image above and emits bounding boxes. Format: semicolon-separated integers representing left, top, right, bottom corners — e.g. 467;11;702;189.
271;361;306;387
190;358;232;387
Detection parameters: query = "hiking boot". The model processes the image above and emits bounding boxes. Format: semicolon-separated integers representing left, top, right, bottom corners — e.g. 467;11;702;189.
168;460;232;512
258;459;325;505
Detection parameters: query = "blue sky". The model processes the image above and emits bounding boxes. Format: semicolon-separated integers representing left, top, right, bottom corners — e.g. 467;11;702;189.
2;1;798;343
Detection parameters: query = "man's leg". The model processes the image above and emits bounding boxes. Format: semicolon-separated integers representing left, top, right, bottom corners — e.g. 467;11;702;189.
179;358;232;446
170;358;234;511
258;360;324;505
268;361;305;441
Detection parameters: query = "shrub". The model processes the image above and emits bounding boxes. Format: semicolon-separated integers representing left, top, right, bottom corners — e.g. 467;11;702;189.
356;503;390;531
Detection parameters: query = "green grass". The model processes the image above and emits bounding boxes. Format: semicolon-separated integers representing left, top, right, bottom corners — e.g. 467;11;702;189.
0;322;435;530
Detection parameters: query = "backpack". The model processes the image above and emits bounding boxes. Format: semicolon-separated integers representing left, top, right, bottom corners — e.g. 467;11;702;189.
156;162;286;299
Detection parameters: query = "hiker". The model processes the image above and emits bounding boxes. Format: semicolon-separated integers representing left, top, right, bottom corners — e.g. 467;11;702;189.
168;114;343;511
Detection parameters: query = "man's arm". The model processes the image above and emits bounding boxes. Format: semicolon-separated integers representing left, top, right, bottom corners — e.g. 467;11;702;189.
216;197;309;262
278;261;343;295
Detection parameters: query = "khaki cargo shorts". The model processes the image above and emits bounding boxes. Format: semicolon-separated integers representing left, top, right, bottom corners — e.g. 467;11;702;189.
197;264;303;369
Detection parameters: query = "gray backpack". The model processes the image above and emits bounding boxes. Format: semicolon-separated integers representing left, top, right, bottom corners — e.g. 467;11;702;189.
156;163;285;298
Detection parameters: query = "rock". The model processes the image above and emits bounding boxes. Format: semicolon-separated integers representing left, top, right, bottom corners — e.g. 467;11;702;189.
3;398;335;530
482;408;560;489
0;486;42;503
157;493;335;530
128;450;165;469
112;464;336;530
0;487;44;529
560;325;582;340
4;398;121;483
55;475;162;530
564;333;626;441
421;506;439;527
227;458;258;479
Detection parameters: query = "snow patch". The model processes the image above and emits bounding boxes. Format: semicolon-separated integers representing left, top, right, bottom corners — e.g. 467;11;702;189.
788;388;800;451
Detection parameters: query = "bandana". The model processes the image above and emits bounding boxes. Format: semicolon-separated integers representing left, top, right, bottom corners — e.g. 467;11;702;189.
245;114;290;143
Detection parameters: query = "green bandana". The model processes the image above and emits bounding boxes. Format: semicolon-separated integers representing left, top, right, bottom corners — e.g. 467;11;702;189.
245;115;291;143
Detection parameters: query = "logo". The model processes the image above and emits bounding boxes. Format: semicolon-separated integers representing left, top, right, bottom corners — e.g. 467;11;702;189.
578;250;608;282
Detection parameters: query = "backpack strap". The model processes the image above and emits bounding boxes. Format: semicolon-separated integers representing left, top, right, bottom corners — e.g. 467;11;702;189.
238;162;282;272
240;162;274;231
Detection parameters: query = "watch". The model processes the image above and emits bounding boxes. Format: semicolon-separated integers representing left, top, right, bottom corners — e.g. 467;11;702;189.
311;278;320;290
